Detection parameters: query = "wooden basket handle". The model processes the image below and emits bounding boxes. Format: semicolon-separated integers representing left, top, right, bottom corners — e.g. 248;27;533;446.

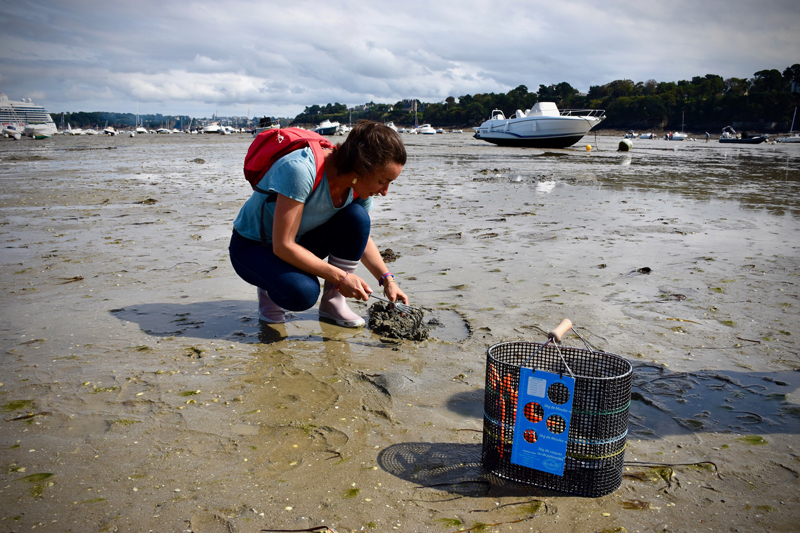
548;319;573;343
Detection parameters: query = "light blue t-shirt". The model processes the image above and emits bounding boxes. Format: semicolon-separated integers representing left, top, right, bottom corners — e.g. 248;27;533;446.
233;147;372;243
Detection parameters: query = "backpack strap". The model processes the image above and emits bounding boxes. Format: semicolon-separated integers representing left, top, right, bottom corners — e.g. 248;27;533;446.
254;140;330;246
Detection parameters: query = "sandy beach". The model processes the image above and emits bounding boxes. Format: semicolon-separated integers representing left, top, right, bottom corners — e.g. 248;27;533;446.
1;131;798;533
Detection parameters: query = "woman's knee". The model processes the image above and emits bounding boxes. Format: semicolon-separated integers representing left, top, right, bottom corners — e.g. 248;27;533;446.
272;276;320;311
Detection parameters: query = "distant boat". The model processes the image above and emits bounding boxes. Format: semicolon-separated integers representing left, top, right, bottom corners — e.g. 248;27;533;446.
666;111;688;140
473;102;605;148
84;128;99;135
719;125;767;144
65;123;84;135
0;93;58;138
103;122;117;135
202;122;221;134
664;132;687;141
24;123;54;139
385;122;398;132
253;120;280;136
156;128;171;134
418;124;436;135
312;119;340;135
776;107;799;143
638;133;655;139
2;124;23;140
134;101;147;135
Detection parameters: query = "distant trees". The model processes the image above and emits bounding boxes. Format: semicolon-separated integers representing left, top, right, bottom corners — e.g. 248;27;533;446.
290;64;800;131
54;111;193;130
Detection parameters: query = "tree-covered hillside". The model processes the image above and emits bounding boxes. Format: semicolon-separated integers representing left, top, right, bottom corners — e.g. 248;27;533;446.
291;64;800;132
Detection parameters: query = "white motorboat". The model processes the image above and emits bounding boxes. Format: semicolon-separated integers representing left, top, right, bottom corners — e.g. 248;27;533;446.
135;126;148;135
666;111;688;140
664;132;687;141
24;123;54;139
84;128;99;135
65;123;84;135
202;122;221;134
2;125;22;140
103;126;117;136
0;93;58;138
418;124;436;135
639;133;655;139
777;107;799;143
473;102;605;148
312;119;340;136
156;128;171;134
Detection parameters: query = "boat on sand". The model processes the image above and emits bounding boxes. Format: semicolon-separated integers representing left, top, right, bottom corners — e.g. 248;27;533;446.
312;120;339;136
473;102;605;148
719;125;767;144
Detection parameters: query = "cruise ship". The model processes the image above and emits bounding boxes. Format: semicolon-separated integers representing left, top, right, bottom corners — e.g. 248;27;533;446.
1;93;58;138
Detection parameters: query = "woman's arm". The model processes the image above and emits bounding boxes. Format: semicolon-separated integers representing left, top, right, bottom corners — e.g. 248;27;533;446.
271;194;371;300
360;237;409;305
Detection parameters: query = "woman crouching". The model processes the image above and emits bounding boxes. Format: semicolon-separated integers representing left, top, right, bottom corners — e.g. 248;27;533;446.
229;120;409;327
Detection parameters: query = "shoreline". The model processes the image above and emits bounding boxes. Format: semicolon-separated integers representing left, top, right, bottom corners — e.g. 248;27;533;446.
1;133;798;532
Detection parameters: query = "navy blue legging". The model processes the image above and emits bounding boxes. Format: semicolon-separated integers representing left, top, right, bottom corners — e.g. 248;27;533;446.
229;203;371;311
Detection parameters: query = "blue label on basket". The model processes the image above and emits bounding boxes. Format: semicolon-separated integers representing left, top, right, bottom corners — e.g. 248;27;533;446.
510;368;575;476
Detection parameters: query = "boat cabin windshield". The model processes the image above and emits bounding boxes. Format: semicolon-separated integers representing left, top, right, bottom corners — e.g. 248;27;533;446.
490;110;505;120
528;102;560;117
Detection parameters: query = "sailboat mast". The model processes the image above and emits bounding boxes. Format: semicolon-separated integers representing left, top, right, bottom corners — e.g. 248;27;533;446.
790;106;797;133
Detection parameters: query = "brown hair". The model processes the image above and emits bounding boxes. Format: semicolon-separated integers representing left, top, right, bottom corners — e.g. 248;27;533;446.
331;120;407;178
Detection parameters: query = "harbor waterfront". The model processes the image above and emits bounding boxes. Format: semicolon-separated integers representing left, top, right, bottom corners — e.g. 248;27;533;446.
1;133;798;532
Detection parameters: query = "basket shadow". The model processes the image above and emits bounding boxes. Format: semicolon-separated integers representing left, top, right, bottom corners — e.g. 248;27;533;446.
376;442;562;498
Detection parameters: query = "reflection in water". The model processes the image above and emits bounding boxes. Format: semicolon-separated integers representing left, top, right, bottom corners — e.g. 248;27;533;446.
401;134;800;218
535;180;556;194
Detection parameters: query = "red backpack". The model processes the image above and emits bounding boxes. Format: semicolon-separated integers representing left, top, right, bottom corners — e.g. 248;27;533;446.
243;127;334;193
243;128;353;245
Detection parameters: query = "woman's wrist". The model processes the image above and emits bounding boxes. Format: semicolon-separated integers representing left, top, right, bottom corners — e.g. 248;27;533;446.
378;272;394;287
333;272;349;292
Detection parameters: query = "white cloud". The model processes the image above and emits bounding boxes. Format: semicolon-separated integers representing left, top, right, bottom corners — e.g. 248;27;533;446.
1;0;798;118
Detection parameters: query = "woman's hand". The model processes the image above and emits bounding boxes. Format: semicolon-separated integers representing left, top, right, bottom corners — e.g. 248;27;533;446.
335;272;371;301
383;279;409;305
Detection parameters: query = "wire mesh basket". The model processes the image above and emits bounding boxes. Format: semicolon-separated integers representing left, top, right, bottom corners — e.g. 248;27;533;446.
482;320;633;497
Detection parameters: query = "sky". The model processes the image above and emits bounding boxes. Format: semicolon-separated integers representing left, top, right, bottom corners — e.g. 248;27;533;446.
1;0;798;120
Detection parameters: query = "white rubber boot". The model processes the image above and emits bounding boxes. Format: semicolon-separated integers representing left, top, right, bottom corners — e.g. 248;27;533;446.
319;255;365;328
258;287;285;323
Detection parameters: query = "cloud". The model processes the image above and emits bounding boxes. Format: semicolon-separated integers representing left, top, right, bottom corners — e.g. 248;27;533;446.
1;0;798;118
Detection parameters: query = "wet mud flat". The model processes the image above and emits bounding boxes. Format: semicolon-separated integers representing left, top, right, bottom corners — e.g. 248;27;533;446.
0;133;798;532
